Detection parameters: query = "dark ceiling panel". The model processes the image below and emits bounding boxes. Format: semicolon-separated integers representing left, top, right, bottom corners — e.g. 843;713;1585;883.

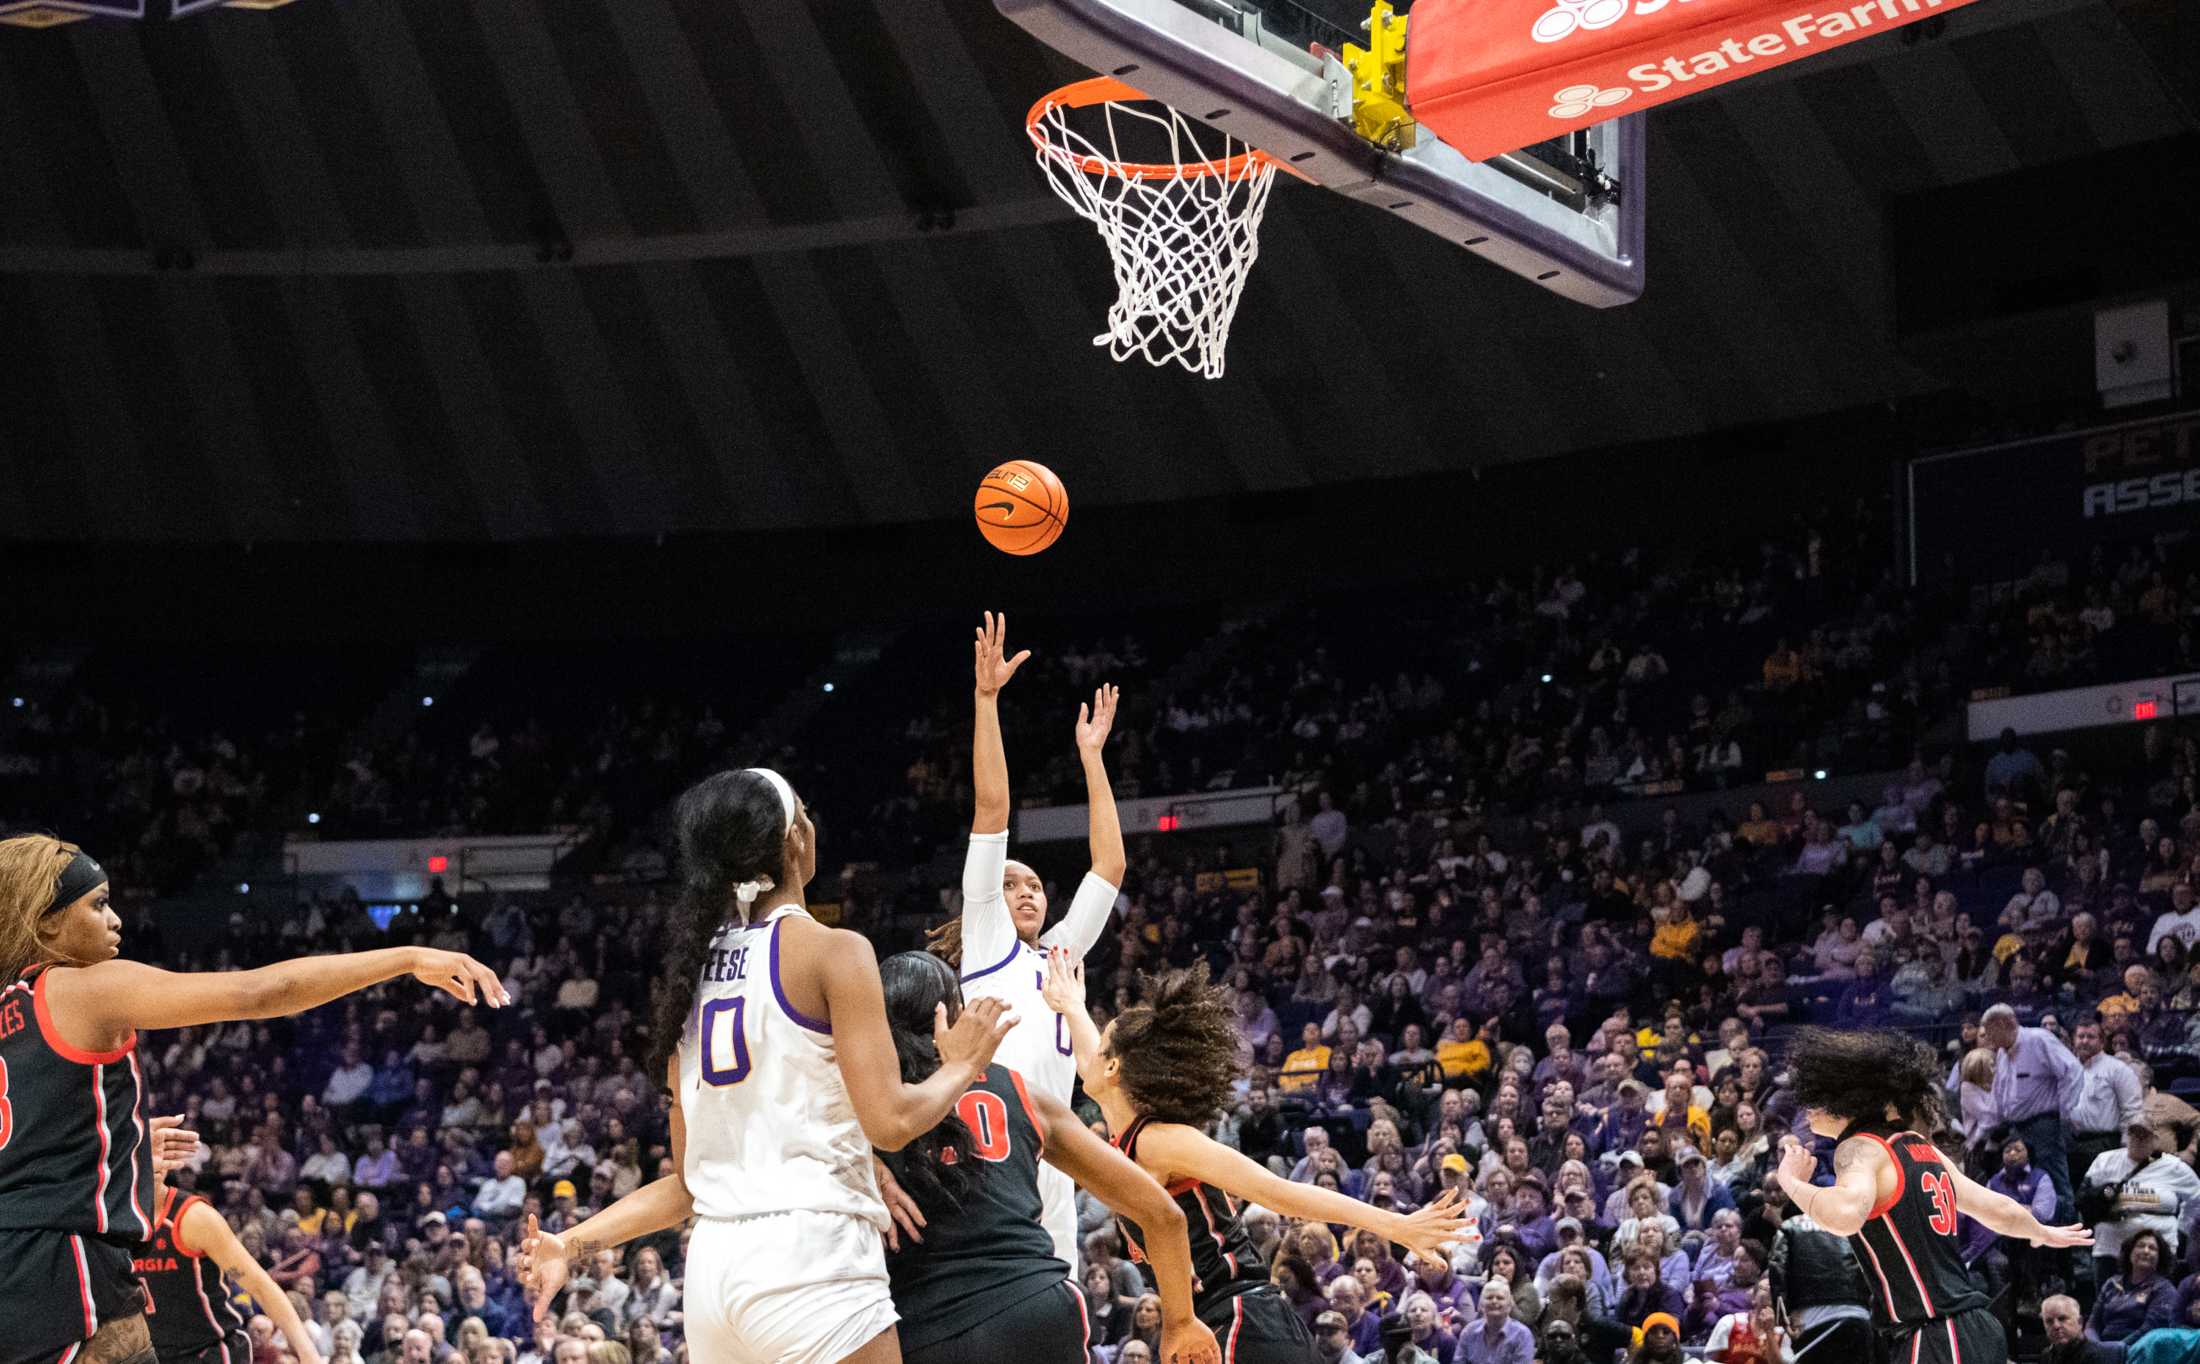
3;41;145;249
0;0;2186;542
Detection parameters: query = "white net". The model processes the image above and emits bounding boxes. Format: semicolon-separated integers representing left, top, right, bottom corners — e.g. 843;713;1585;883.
1029;89;1278;379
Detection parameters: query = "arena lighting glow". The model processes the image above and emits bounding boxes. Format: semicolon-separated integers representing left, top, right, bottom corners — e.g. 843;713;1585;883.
822;682;836;693
421;695;435;707
427;855;450;874
1541;673;1554;684
8;697;19;708
2134;701;2159;719
237;882;250;894
307;812;321;825
1813;769;1828;779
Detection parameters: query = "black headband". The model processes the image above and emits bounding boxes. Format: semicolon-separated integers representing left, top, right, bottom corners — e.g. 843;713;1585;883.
46;851;108;916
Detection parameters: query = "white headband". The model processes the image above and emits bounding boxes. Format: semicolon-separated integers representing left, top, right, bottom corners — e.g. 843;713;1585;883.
747;767;796;833
731;768;797;918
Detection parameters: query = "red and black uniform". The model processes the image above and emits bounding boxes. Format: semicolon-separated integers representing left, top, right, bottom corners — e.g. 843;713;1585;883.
137;1187;247;1364
1112;1115;1317;1364
886;1065;1089;1364
0;963;155;1364
1842;1128;2002;1364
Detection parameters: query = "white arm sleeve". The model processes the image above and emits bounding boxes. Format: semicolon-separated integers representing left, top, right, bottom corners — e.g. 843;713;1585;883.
1039;870;1123;956
960;831;1018;974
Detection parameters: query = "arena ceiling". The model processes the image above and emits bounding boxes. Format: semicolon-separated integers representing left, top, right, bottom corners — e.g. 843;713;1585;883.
0;0;2189;541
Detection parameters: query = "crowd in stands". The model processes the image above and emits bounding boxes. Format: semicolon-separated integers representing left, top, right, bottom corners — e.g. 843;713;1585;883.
12;514;2199;1364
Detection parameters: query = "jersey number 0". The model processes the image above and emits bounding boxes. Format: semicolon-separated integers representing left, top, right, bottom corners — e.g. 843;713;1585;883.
699;998;752;1086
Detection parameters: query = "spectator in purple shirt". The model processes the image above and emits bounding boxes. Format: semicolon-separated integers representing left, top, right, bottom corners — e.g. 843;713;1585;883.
1616;1251;1686;1329
1690;1210;1745;1288
1401;1291;1458;1361
1834;951;1893;1028
1533;1025;1587;1097
1668;1152;1737;1235
1683;1240;1766;1340
352;1131;401;1191
1505;1182;1558;1261
1599;1080;1651;1157
1971;1133;2058;1296
1327;1274;1386;1358
1982;1004;2086;1219
1455;1279;1535;1364
1414;1256;1476;1328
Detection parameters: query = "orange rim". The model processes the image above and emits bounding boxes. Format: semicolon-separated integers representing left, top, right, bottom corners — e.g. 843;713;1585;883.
1027;77;1278;182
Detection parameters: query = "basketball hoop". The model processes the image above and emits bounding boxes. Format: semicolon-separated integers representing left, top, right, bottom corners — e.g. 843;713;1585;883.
1027;78;1280;379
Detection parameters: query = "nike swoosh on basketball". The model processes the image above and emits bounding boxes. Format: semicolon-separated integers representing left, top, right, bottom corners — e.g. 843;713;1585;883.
980;501;1017;518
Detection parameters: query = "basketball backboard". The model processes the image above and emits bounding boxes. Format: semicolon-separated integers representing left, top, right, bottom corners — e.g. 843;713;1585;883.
996;0;1646;306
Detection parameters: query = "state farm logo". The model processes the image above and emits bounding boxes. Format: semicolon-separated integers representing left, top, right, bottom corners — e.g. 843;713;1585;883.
1548;83;1632;117
1532;0;1698;42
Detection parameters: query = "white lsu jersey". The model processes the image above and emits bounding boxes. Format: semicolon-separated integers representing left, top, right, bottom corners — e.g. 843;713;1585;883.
677;903;886;1230
957;830;1121;1106
959;830;1121;1269
962;939;1076;1100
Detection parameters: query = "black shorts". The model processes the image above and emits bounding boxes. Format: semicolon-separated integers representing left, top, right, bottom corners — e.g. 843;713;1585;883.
157;1339;252;1364
0;1229;147;1364
1889;1309;2005;1364
1203;1286;1317;1364
905;1280;1091;1364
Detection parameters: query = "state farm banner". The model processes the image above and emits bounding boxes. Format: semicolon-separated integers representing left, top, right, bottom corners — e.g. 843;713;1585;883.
1906;410;2200;587
1405;0;1989;161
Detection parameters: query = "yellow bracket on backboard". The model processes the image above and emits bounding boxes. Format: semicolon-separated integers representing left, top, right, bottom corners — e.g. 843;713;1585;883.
1341;0;1415;151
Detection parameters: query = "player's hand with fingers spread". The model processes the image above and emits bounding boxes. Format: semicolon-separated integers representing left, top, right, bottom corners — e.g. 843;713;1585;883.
409;948;510;1008
515;1213;569;1321
1162;1314;1223;1364
2028;1222;2094;1249
1075;683;1120;755
874;1155;925;1251
147;1114;200;1176
935;994;1017;1073
1395;1187;1476;1266
973;611;1032;697
1041;946;1086;1014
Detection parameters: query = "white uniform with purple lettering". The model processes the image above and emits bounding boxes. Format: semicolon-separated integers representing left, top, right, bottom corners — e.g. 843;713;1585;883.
959;829;1122;1270
679;902;896;1364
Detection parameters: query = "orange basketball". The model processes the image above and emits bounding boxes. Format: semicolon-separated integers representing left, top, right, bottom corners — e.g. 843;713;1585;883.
974;460;1069;556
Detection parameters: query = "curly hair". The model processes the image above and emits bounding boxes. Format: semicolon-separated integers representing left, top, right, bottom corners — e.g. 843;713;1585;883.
1782;1026;1946;1135
1104;961;1243;1126
922;916;964;969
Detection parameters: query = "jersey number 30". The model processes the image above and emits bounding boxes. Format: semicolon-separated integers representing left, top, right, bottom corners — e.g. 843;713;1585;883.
1920;1170;1958;1235
699;999;752;1087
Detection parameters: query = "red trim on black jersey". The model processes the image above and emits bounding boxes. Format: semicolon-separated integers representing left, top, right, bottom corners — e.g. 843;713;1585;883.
168;1190;212;1258
32;970;135;1066
1856;1133;1904;1220
1878;1217;1937;1318
91;1064;112;1235
69;1234;97;1335
1006;1069;1048;1151
123;1051;148;1238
